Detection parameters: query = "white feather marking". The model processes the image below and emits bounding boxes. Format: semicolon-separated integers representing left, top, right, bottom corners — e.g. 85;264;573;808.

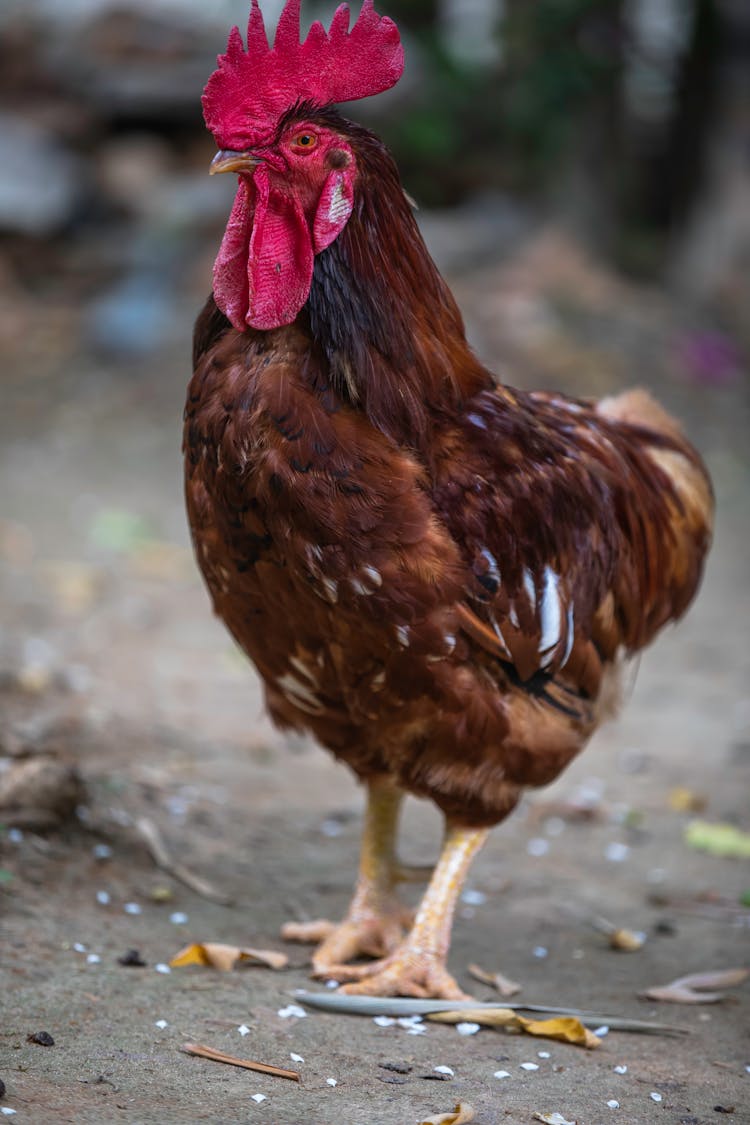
467;412;487;430
362;565;382;587
508;604;520;629
539;566;562;654
443;633;456;654
396;625;410;648
522;567;536;612
321;577;338;604
327;179;352;225
289;655;319;686
487;611;512;659
349;578;371;596
371;669;386;690
277;672;324;714
480;548;501;588
561;602;575;667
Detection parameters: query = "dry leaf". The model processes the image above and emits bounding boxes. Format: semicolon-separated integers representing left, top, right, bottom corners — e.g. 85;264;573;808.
427;1008;599;1048
418;1103;475;1125
181;1042;299;1081
644;967;749;1004
468;963;522;997
170;942;288;971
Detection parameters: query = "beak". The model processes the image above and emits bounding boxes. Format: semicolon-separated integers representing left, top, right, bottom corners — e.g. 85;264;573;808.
209;150;262;176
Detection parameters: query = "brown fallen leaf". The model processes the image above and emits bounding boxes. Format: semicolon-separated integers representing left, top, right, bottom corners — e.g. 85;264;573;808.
181;1042;299;1081
171;942;288;972
468;963;522;997
644;967;749;1004
427;1008;600;1048
418;1103;475;1125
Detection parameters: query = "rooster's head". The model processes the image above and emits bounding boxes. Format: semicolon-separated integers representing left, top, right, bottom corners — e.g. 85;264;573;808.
203;0;404;331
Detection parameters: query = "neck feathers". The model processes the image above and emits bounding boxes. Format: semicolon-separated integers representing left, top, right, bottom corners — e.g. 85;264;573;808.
305;121;490;444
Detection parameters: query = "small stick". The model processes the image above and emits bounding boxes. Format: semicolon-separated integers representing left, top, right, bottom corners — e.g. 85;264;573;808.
135;816;234;905
181;1042;300;1082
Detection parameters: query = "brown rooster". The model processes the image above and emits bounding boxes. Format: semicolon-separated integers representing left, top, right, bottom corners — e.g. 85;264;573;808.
185;0;713;998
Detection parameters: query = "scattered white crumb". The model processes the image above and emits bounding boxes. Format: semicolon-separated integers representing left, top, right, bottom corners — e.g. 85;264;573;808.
520;1062;539;1071
290;1053;304;1063
326;1077;337;1087
456;1022;480;1036
320;818;343;837
493;1070;510;1079
238;1025;250;1036
154;1019;168;1029
532;946;548;959
96;890;110;905
406;1026;426;1035
250;1093;267;1103
324;979;339;989
73;942;87;953
605;841;629;863
527;837;550;857
745;1065;750;1074
154;963;171;974
434;1066;454;1076
594;1025;610;1037
1;1109;17;1116
277;1004;306;1019
93;843;112;860
537;1051;551;1058
607;1100;620;1109
461;888;487;905
169;912;188;925
613;1065;628;1075
373;1016;395;1027
650;1092;663;1102
86;953;100;965
397;1016;422;1028
124;902;142;915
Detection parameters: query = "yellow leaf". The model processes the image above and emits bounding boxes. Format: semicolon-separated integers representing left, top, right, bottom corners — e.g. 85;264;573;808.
419;1103;476;1125
170;942;288;971
427;1009;599;1048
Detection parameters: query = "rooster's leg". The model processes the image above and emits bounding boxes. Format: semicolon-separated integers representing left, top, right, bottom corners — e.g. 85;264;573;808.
281;776;413;975
329;822;488;999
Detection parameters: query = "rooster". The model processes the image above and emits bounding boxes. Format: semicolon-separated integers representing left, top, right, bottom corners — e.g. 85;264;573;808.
185;0;713;998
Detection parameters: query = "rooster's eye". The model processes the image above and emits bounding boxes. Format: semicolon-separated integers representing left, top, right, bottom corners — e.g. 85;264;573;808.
290;132;317;154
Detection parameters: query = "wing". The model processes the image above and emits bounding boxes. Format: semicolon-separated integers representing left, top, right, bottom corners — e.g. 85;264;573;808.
433;384;713;707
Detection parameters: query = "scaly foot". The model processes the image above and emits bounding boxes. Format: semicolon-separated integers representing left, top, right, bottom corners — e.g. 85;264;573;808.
281;904;413;977
333;947;470;999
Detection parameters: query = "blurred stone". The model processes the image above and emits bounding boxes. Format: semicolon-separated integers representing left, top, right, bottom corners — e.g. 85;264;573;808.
0;113;82;235
96;134;173;217
86;273;177;356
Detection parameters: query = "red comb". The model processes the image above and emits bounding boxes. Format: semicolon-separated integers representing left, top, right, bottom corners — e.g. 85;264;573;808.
203;0;404;151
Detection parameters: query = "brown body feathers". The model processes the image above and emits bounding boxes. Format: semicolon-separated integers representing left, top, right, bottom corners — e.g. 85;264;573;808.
185;111;713;828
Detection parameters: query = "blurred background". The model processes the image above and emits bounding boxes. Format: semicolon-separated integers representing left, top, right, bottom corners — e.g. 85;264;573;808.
2;9;749;1116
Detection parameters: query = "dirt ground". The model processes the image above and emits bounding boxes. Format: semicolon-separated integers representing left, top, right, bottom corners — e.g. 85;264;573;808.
1;227;749;1124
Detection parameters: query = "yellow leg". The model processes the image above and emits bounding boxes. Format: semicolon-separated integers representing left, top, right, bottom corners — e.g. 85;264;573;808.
335;822;489;999
281;777;413;973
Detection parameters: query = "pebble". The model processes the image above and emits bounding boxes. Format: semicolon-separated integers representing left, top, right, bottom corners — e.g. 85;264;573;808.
494;1070;511;1079
520;1062;540;1071
154;1020;168;1029
613;1065;628;1075
154;963;171;974
238;1025;250;1036
124;902;142;915
456;1022;480;1036
434;1066;454;1076
169;912;188;925
96;891;110;905
277;1005;306;1019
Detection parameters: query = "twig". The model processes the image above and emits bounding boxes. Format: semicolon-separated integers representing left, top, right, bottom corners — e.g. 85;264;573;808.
181;1042;300;1081
135;816;234;905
